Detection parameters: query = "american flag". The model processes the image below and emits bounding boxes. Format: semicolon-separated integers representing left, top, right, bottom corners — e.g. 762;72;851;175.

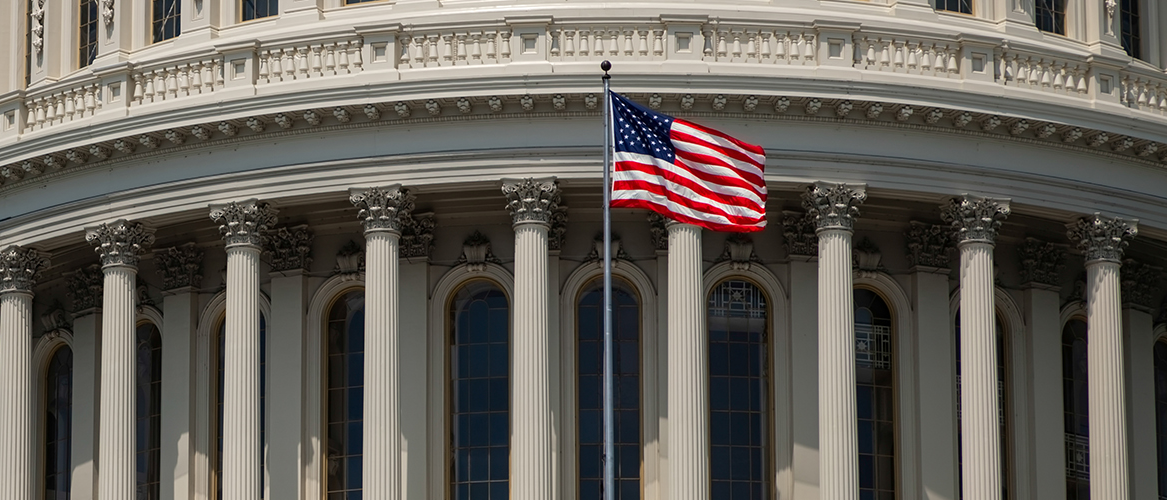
609;92;767;232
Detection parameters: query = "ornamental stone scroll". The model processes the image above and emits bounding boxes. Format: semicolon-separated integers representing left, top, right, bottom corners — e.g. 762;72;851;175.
0;245;50;294
85;219;155;268
209;199;278;248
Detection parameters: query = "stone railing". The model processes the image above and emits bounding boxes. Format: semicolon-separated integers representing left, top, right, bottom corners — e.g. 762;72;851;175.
4;19;1167;141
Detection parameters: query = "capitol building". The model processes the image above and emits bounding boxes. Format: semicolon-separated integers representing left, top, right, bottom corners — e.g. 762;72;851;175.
2;0;1167;499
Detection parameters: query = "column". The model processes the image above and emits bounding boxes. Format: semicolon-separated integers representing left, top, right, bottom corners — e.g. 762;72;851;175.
502;178;560;500
665;220;707;500
1067;213;1137;500
350;186;414;500
210;200;277;500
86;220;155;500
155;244;204;500
0;245;49;500
941;196;1010;500
803;181;866;500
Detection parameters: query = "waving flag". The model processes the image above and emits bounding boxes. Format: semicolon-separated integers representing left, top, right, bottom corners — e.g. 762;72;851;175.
609;91;767;232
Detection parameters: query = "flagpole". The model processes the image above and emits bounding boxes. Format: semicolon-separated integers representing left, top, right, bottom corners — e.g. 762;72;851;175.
600;60;615;500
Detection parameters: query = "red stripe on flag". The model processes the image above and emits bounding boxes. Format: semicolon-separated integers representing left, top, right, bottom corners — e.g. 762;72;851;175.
672;118;766;156
612;178;765;226
614;160;765;211
611;198;765;233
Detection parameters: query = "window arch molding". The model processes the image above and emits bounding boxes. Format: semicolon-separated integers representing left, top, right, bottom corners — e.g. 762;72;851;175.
558;259;657;500
851;272;917;497
193;289;272;500
427;261;514;498
946;286;1025;497
1060;301;1086;330
304;273;366;497
701;260;792;500
32;328;74;498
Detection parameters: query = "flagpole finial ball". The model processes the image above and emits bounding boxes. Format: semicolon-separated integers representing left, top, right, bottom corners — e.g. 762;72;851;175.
601;61;612;72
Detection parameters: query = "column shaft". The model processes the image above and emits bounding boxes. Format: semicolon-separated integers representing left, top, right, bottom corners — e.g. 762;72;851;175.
366;231;401;500
667;223;709;500
818;228;857;500
98;265;137;500
1087;261;1129;500
958;242;1002;500
513;223;553;500
223;245;262;500
0;292;32;500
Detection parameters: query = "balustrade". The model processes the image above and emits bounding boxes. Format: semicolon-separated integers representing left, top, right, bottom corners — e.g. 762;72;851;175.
997;48;1089;96
131;56;225;106
853;34;960;76
257;39;363;84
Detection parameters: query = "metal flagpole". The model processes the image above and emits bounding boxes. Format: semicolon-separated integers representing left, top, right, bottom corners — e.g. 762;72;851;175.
600;60;615;500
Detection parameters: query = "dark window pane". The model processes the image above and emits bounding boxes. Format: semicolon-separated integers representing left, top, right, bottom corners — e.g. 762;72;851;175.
242;0;279;21
1062;319;1089;495
855;289;895;499
152;0;181;42
136;323;163;500
45;346;73;500
708;280;770;498
451;281;509;494
1035;0;1067;35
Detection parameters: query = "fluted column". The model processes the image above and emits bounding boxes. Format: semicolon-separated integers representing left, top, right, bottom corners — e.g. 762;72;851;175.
942;196;1010;500
210;200;277;500
665;221;708;500
503;178;561;500
350;186;416;500
1068;214;1138;500
0;246;49;500
804;181;866;500
86;220;155;500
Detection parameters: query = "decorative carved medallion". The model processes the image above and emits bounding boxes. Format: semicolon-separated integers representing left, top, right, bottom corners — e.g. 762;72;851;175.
1066;213;1138;263
548;205;569;251
716;234;762;271
400;212;435;260
940;195;1010;244
782;211;818;257
41;306;70;333
334;240;365;279
1120;259;1161;311
502;178;564;227
265;225;313;272
101;0;114;27
457;231;502;272
1018;238;1064;287
154;243;203;290
802;181;867;231
31;0;45;55
853;236;882;272
648;213;668;251
0;245;50;293
905;221;953;269
67;264;104;311
586;237;632;267
209;199;277;248
349;185;415;234
85;219;155;268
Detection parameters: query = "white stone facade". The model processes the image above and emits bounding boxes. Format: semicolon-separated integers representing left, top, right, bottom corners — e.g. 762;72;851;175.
2;1;1167;499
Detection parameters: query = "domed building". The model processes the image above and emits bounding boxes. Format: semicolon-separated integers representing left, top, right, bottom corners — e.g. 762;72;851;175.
1;1;1166;499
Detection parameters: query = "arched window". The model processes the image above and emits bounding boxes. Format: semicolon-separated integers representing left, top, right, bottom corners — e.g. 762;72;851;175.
1062;318;1089;500
45;346;74;500
136;323;163;499
709;279;770;499
79;0;98;67
855;288;895;500
1120;0;1141;59
577;278;640;500
955;312;1009;499
1035;0;1066;35
1155;340;1167;498
152;0;181;42
326;289;365;497
450;281;509;500
214;316;267;499
937;0;972;15
242;0;277;21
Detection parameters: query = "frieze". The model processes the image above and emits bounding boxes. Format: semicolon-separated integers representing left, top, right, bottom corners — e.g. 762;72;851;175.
1066;213;1138;263
940;195;1010;244
154;243;203;290
209;199;278;248
1018;238;1065;287
265;225;313;272
905;221;953;269
400;212;436;260
85;219;155;268
0;245;50;294
782;211;818;257
67;264;104;311
802;182;867;232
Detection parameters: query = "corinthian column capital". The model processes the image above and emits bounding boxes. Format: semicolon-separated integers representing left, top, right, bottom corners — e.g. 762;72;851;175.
1067;213;1138;263
85;219;155;268
940;195;1011;245
349;185;415;235
209;199;277;248
502;177;562;227
0;245;50;294
802;181;867;232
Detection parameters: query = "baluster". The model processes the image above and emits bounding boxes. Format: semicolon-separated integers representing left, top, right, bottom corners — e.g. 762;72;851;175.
579;30;590;56
165;68;177;97
1040;61;1052;87
1000;53;1012;81
269;50;283;81
64;91;76;119
565;30;577;57
1138;81;1149;106
326;43;339;74
410;36;423;67
550;30;561;58
45;95;57;123
188;62;202;93
486;32;498;62
879;39;890;67
34;98;46;127
295;47;308;77
25;100;36;128
179;65;191;96
623;28;634;56
702;27;714;59
501;30;512;59
133;74;145;103
596;29;608;57
74;91;85;117
1052;64;1065;90
86;85;98;114
891;40;902;68
717;30;728;59
212;59;225;89
638;29;649;57
144;71;157;101
286;48;299;79
945;46;957;73
604;28;616;56
731;31;742;59
352;41;363;71
443;34;454;64
775;33;788;61
339;41;352;72
470;33;483;62
398;36;412;68
426;35;438;65
457;34;469;62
